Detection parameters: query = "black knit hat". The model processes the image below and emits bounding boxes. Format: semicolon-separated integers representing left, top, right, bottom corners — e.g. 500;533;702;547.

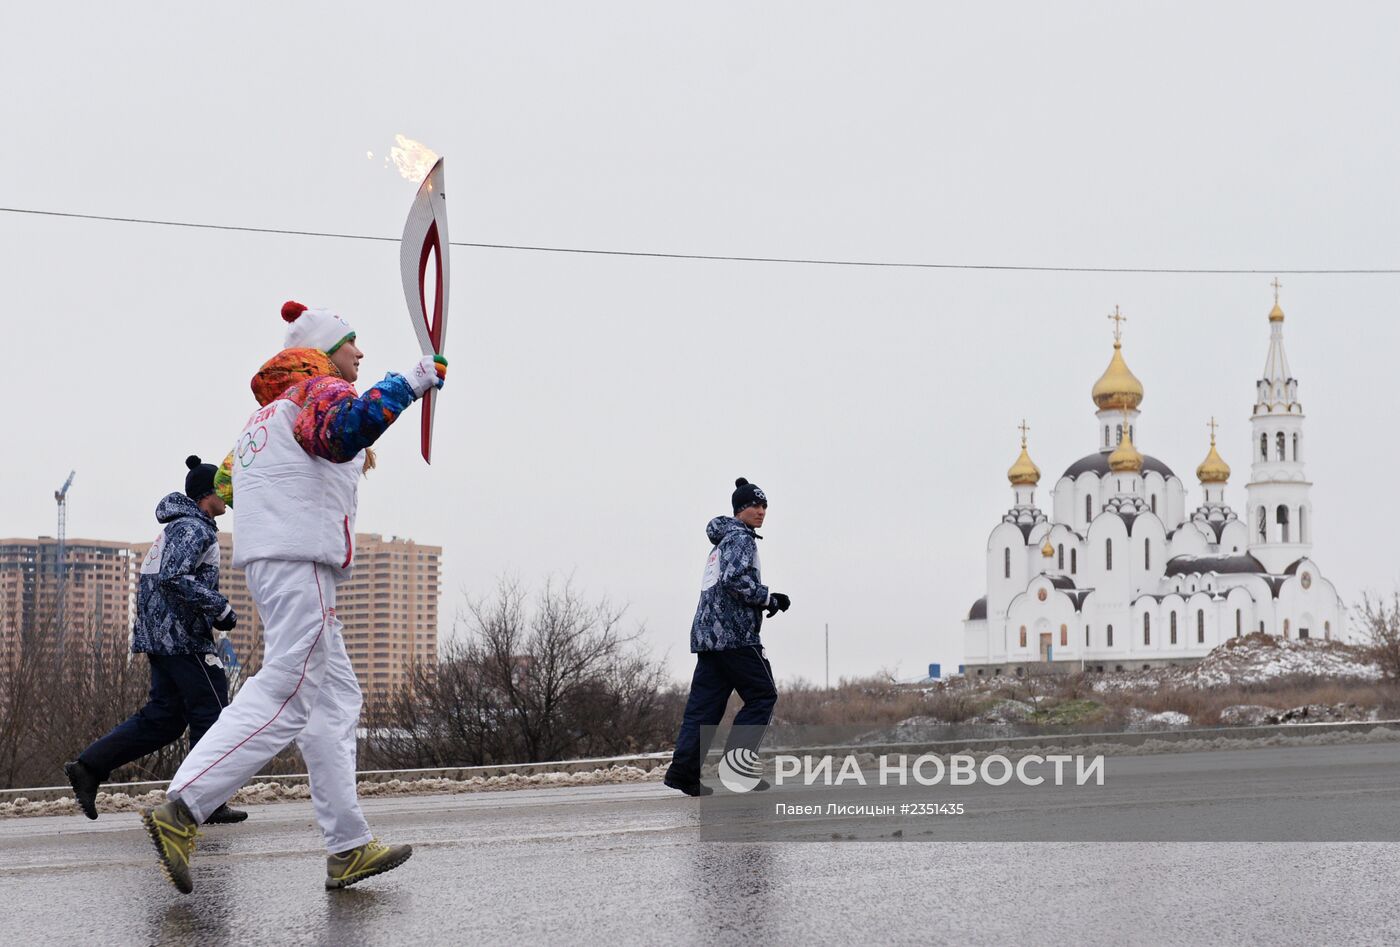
184;455;218;500
731;477;768;514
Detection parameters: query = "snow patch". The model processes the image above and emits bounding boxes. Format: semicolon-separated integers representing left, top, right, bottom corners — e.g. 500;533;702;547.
0;764;666;819
1086;634;1379;691
1219;704;1280;726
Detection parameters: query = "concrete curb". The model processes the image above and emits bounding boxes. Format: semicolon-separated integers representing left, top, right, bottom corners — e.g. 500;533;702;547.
3;752;672;804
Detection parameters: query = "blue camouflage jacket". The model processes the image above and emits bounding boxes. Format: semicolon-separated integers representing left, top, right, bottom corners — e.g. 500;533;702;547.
130;493;230;656
690;516;771;652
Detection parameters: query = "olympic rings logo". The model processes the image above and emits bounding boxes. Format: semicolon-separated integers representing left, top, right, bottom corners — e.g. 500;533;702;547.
237;426;269;468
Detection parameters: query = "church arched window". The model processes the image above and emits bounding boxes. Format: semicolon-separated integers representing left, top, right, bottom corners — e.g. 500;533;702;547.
1104;426;1110;447
1105;538;1113;571
1057;545;1064;570
1085;495;1092;523
1151;494;1157;514
1276;432;1286;461
1116;424;1123;444
1235;610;1242;638
1298;507;1306;543
1277;505;1290;543
1107;624;1114;647
1019;626;1027;648
1257;507;1267;542
1324;621;1331;640
1070;548;1077;574
1197;610;1205;643
1085;625;1091;647
1143;613;1150;645
1260;433;1268;460
1144;539;1151;570
1283;618;1290;639
1060;624;1068;647
1170;612;1178;644
1292;433;1300;461
1004;548;1010;579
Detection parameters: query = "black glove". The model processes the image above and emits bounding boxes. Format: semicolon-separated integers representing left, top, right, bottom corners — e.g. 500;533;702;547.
765;592;791;618
212;605;238;632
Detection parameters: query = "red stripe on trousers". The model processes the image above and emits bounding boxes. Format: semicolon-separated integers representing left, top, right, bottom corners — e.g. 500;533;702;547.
174;566;328;796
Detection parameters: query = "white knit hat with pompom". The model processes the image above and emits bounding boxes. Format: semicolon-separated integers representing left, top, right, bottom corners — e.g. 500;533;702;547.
280;300;356;354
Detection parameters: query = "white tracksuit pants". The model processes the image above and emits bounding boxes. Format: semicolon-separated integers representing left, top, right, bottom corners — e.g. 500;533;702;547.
167;559;373;854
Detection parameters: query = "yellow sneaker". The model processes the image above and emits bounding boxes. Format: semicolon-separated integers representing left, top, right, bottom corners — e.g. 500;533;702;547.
325;839;413;890
140;799;200;894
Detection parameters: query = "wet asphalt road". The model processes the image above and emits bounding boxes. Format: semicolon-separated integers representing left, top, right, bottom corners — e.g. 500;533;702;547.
4;742;1400;946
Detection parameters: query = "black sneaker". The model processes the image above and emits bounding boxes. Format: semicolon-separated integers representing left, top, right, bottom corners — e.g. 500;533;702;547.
64;760;100;820
204;804;249;825
663;775;714;797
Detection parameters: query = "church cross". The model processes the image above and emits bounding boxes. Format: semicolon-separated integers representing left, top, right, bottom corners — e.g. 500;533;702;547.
1271;277;1282;303
1207;416;1219;444
1018;418;1030;447
1107;305;1127;342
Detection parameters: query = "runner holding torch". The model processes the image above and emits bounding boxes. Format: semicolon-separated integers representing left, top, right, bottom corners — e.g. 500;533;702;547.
140;162;454;894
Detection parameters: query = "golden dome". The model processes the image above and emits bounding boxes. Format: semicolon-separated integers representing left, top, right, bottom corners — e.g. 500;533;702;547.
1196;422;1231;483
1007;423;1040;486
1269;277;1285;322
1007;446;1040;486
1107;423;1144;473
1092;341;1145;411
1041;535;1055;559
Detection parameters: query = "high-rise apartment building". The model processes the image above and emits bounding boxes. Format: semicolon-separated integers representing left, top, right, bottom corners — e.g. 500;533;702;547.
0;538;137;662
8;532;439;697
338;534;441;698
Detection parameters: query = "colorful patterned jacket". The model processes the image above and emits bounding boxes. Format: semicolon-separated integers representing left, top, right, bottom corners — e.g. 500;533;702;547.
214;348;419;504
131;493;229;655
689;516;771;652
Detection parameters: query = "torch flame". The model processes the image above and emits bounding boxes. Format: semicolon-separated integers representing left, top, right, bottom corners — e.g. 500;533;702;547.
390;134;440;183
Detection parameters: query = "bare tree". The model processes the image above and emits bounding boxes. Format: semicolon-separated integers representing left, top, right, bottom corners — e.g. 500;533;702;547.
0;611;149;788
1356;593;1400;680
363;639;497;769
480;577;642;761
0;608;51;787
364;577;678;768
0;604;308;789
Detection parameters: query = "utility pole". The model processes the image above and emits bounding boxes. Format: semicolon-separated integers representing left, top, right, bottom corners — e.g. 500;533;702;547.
825;623;830;690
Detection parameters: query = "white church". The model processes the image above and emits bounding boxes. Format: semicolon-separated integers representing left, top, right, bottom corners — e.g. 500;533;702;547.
962;289;1345;675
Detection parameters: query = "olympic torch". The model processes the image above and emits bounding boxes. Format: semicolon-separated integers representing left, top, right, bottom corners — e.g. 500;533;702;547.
399;157;450;463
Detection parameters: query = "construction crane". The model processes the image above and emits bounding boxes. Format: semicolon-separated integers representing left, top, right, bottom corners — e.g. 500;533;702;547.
54;470;75;632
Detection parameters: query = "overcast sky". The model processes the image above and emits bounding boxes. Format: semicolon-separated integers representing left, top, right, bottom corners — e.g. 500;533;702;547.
3;3;1398;684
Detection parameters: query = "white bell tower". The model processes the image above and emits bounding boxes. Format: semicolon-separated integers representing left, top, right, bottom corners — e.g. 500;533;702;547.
1245;280;1312;572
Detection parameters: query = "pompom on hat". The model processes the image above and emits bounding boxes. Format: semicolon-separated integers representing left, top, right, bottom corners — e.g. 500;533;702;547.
184;455;219;501
281;300;356;355
731;477;768;514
